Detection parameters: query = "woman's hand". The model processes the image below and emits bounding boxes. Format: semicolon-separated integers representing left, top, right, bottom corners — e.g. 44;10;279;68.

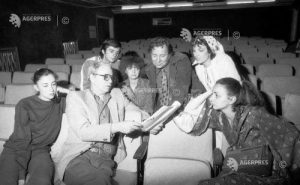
184;91;212;112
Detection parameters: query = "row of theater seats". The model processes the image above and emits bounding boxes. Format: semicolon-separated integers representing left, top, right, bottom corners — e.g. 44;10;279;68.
0;71;81;104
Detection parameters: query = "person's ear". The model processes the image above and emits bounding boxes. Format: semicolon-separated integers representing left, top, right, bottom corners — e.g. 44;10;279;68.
228;96;237;105
33;84;39;92
101;49;105;56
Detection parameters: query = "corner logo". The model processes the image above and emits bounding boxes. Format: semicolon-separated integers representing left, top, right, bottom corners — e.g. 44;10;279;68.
226;157;239;171
9;14;21;28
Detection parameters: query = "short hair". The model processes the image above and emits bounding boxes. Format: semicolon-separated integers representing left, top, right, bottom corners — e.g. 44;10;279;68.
148;37;174;55
216;77;265;111
119;55;145;78
192;36;216;59
86;60;111;81
99;39;121;58
32;68;58;84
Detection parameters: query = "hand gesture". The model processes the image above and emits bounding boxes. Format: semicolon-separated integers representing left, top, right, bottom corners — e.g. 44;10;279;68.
184;91;212;112
180;28;192;42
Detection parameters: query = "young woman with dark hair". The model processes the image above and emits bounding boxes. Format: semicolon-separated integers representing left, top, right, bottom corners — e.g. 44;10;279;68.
0;68;69;185
180;77;300;185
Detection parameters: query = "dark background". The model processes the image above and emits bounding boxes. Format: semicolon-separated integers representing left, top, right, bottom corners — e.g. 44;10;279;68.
0;0;299;69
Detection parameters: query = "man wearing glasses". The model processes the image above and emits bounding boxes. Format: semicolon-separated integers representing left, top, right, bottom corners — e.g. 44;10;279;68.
54;60;156;185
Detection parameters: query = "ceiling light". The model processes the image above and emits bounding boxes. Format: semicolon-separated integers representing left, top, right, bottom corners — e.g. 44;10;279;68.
121;5;140;10
140;4;166;9
227;0;255;5
167;2;193;7
257;0;275;3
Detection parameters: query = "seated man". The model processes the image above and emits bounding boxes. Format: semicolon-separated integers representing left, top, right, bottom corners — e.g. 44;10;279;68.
54;60;151;185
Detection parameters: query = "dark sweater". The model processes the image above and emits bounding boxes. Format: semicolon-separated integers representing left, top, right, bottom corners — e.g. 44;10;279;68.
4;95;66;178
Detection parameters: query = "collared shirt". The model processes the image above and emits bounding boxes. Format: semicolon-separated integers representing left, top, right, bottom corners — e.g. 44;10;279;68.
89;90;118;157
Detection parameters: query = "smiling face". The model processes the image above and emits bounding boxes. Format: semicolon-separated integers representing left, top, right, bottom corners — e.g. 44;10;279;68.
192;44;211;65
34;74;57;101
150;45;170;69
210;83;236;111
102;46;121;63
125;65;140;81
90;64;113;95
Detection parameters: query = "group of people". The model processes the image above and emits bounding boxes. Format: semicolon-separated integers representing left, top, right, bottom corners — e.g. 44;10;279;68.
0;35;299;185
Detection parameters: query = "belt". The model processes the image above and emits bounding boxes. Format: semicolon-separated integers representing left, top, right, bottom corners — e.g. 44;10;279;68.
89;143;117;157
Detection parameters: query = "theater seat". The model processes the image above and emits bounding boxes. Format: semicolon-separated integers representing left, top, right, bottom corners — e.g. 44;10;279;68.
0;72;12;86
0;86;4;103
283;93;300;130
45;58;65;65
65;54;82;59
70;73;81;89
256;64;293;78
261;77;300;98
65;58;85;65
12;72;34;84
48;65;70;74
71;65;82;73
4;84;36;105
143;120;212;185
24;64;47;72
0;105;15;154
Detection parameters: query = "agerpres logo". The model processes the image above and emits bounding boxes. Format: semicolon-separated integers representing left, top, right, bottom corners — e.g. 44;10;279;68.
9;14;21;28
193;28;223;37
226;158;270;172
9;13;69;28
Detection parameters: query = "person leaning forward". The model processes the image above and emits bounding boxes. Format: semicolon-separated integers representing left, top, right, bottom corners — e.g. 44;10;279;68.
145;37;194;111
53;60;153;185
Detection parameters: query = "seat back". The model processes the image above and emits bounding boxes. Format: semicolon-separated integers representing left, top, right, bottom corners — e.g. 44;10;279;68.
4;84;36;105
24;64;47;72
70;73;81;89
261;77;300;98
0;71;12;86
256;64;293;78
71;65;82;73
283;93;300;130
45;58;65;65
56;72;69;82
0;105;15;154
65;54;82;59
12;72;34;84
0;86;4;103
48;65;70;74
65;58;85;65
144;120;212;185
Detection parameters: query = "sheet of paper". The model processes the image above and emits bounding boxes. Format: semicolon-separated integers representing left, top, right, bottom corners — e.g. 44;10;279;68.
142;101;181;132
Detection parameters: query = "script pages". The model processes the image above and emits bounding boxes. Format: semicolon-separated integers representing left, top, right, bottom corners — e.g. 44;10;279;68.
142;101;181;132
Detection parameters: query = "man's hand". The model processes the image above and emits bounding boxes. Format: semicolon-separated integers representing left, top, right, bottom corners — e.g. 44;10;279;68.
112;121;142;134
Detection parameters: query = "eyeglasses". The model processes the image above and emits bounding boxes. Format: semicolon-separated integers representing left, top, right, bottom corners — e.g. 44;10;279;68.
93;73;113;81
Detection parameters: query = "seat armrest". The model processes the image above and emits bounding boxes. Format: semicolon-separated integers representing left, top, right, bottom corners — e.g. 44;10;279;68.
133;141;148;160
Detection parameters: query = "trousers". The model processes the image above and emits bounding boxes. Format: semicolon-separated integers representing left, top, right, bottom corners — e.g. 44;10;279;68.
0;147;54;185
63;150;116;185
